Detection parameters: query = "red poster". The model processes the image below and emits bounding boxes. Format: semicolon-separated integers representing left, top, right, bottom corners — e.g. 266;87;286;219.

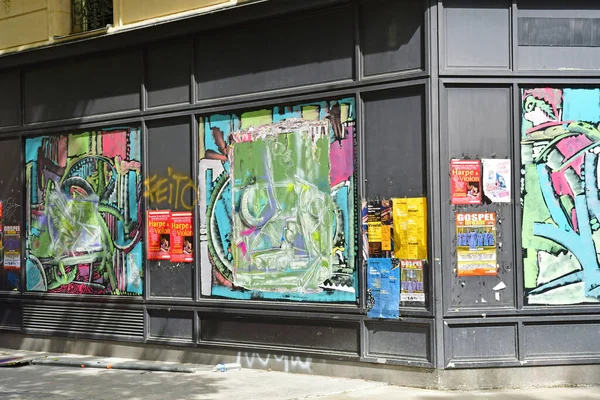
450;160;482;205
147;210;171;260
170;211;194;263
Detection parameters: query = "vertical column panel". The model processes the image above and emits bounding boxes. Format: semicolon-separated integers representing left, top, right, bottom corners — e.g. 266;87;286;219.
442;86;515;311
147;118;194;298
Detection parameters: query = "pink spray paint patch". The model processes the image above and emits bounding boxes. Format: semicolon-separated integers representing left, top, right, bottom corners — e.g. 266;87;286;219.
240;227;257;236
329;138;353;187
100;130;128;159
237;241;247;256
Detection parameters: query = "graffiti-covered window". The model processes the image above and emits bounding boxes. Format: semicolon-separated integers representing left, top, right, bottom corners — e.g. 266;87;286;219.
199;98;357;302
25;128;143;296
522;88;600;305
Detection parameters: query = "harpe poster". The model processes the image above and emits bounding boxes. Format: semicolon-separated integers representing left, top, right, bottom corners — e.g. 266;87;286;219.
147;210;171;260
482;159;511;203
450;159;482;205
456;212;497;276
170;212;193;263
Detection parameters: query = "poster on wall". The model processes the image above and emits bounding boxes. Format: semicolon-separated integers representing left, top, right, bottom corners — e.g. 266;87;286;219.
3;225;20;270
170;211;193;263
367;258;400;319
392;197;427;260
482;159;511;203
456;212;497;276
400;260;425;303
450;160;482;205
147;210;171;261
367;201;383;257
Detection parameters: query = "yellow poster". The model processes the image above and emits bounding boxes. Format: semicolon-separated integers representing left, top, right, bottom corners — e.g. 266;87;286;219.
392;197;428;260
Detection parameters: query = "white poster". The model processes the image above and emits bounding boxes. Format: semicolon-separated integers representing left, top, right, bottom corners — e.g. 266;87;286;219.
482;159;511;203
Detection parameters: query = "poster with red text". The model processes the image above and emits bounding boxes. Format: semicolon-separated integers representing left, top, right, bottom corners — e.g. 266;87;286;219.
147;210;171;260
450;160;482;205
170;212;194;263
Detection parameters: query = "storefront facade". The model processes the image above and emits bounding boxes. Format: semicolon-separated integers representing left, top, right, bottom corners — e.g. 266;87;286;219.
2;0;600;389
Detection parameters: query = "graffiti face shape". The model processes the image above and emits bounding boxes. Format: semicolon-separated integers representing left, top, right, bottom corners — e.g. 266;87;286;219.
200;98;357;302
25;129;143;295
522;88;600;305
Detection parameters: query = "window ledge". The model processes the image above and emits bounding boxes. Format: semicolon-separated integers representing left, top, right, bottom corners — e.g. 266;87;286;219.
53;26;110;43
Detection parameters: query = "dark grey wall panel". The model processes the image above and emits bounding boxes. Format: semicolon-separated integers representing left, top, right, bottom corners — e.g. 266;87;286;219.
444;86;515;310
447;324;517;363
366;321;431;362
195;5;354;100
148;264;193;298
518;18;599;47
146;39;191;108
446;87;511;158
23;50;141;124
0;302;21;329
364;86;426;198
0;70;20;127
148;309;193;341
200;315;359;353
360;0;424;76
443;0;510;69
147;118;194;299
524;322;600;359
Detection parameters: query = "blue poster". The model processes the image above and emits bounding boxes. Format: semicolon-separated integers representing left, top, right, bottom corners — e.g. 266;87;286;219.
367;258;400;319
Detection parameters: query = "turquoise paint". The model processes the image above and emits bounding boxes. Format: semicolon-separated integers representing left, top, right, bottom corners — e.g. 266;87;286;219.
127;242;143;294
25;137;43;163
214;182;232;253
129;129;141;162
211;285;356;302
563;89;600;123
127;171;138;222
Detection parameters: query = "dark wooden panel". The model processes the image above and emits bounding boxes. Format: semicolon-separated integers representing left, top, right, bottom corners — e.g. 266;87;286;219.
195;5;354;99
0;70;20;128
444;0;510;69
201;315;359;353
23;50;141;124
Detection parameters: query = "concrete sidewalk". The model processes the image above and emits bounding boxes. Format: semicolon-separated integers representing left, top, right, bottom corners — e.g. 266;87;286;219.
1;348;600;399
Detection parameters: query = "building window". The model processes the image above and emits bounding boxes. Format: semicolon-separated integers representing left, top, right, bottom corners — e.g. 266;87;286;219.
72;0;113;34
